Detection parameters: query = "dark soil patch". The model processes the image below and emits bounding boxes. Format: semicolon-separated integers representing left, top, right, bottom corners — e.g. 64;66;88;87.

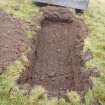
18;6;91;97
0;11;27;73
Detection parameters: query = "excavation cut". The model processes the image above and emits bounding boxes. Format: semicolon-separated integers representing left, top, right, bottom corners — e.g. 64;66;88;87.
0;11;27;73
18;6;91;97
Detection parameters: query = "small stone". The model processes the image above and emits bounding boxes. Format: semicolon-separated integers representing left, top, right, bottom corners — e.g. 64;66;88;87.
51;77;56;81
47;72;56;77
89;68;101;77
40;76;45;80
57;48;61;52
60;88;63;90
83;51;92;62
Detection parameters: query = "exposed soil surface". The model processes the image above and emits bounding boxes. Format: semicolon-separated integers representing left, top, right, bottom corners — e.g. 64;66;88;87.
0;11;27;73
18;6;91;97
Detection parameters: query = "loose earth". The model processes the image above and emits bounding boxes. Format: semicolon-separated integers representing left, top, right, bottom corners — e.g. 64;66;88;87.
0;11;27;73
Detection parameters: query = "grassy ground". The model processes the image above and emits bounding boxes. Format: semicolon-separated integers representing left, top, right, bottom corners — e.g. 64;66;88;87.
84;0;105;71
84;0;105;104
0;0;105;105
0;0;39;21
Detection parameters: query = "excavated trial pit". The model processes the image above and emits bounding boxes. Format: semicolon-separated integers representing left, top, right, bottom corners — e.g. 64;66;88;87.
18;6;91;97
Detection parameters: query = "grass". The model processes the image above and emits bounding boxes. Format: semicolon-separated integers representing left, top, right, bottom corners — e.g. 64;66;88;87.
84;0;105;104
84;0;105;70
0;0;39;21
0;0;105;105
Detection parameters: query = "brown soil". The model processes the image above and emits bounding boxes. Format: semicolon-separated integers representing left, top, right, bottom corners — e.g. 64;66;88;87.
18;6;91;97
0;11;27;73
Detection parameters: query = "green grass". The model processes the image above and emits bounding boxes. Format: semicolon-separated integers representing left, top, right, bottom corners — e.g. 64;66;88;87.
0;0;39;21
84;0;105;104
0;0;105;105
84;0;105;70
